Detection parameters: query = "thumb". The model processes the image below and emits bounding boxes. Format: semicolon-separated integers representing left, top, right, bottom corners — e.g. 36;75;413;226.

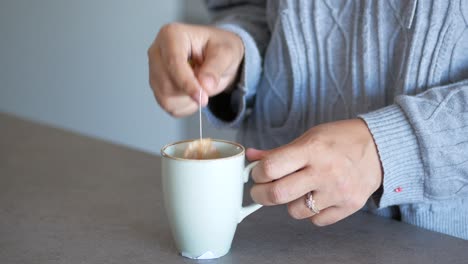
246;148;269;162
197;43;240;97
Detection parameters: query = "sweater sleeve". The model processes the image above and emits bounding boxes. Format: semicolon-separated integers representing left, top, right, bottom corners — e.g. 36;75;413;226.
359;80;468;208
203;0;270;128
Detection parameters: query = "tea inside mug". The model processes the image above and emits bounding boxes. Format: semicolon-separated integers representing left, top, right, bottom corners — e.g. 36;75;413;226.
162;140;244;160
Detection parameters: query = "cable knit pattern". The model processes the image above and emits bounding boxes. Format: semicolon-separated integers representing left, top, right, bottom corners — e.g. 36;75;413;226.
205;0;468;239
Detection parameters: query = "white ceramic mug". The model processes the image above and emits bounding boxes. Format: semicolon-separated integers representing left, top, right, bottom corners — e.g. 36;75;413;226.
161;139;262;259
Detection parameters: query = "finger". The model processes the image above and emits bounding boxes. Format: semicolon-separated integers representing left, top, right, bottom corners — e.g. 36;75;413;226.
168;98;199;117
157;36;208;106
149;48;169;98
309;206;356;227
250;168;319;206
166;54;208;106
150;70;176;112
150;66;198;117
287;190;335;220
197;42;239;95
252;144;308;183
246;148;269;162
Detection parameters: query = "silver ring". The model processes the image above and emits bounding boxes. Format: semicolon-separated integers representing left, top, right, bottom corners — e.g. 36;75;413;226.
305;192;320;214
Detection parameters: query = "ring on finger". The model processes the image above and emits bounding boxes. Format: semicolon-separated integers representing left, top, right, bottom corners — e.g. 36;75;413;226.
305;192;320;214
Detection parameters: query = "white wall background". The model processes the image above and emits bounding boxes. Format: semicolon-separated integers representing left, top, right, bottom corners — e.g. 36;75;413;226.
0;0;236;154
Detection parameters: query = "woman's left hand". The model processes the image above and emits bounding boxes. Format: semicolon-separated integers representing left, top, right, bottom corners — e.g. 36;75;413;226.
247;119;383;226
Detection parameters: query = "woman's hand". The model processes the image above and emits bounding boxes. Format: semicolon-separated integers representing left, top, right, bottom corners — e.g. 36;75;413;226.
148;23;244;117
247;119;382;226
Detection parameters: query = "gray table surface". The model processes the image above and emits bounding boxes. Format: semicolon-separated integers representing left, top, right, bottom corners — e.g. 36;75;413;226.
1;113;467;264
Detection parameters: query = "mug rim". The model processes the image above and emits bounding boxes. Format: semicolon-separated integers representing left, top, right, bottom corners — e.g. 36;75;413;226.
160;139;245;162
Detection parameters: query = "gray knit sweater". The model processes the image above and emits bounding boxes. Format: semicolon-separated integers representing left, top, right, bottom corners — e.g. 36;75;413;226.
204;0;468;240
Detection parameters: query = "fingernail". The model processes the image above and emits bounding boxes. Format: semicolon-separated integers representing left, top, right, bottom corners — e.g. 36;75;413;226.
191;92;201;104
202;93;209;107
200;74;216;92
191;89;208;106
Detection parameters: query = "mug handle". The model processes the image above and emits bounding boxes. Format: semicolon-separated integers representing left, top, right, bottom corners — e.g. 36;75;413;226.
238;161;263;223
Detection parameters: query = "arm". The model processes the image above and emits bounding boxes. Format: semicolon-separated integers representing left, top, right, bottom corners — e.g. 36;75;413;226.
204;0;270;128
360;80;468;208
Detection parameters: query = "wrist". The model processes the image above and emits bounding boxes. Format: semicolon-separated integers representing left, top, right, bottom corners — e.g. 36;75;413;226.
222;58;244;94
223;31;245;94
359;105;425;207
357;118;384;193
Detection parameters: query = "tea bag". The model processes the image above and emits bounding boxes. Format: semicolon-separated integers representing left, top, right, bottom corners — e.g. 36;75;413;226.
183;138;220;159
183;82;220;160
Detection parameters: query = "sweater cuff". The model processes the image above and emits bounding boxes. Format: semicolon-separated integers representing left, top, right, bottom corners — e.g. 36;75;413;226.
204;23;262;128
359;104;425;208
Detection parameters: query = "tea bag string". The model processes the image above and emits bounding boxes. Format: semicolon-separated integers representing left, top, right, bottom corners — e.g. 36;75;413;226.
199;88;203;142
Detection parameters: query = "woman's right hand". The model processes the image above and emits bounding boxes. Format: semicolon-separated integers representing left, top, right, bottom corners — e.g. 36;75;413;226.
148;23;244;117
